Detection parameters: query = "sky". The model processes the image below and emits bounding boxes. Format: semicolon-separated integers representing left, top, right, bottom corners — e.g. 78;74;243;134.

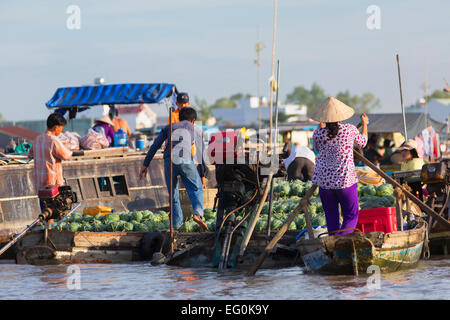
0;0;449;121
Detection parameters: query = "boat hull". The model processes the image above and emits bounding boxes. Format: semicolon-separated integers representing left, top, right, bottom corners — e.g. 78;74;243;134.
297;224;426;275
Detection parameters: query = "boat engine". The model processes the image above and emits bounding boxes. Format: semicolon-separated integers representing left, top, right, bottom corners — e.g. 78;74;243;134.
421;159;450;230
38;185;78;221
207;130;286;269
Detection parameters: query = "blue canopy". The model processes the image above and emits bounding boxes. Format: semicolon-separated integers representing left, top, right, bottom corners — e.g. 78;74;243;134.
46;83;177;109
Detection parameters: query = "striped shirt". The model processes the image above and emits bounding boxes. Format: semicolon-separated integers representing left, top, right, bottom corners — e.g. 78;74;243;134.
28;131;73;190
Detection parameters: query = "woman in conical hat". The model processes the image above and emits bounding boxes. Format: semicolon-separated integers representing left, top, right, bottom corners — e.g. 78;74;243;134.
310;97;369;235
92;115;115;146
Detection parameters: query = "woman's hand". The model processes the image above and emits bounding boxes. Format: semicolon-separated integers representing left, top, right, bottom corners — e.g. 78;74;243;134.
361;113;369;125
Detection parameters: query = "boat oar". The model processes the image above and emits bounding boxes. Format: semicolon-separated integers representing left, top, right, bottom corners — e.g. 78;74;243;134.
353;150;450;230
247;184;317;276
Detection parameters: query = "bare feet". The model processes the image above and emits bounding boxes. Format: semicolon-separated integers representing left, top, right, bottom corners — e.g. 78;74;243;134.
193;214;208;231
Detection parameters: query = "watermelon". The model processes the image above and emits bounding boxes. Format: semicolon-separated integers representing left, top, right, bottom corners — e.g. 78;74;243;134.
134;223;148;232
94;214;104;222
119;212;130;222
56;222;67;231
106;221;120;232
83;215;94;223
80;223;93;232
204;209;215;221
70;213;83;223
376;183;394;197
93;223;106;232
271;219;284;231
288;221;297;231
130;211;143;222
69;222;81;232
206;221;216;232
104;213;120;223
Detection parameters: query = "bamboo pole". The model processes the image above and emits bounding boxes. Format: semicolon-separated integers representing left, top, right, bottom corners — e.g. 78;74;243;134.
353;150;450;230
169;106;174;254
268;0;278;147
239;173;274;257
247;185;317;276
396;54;408;141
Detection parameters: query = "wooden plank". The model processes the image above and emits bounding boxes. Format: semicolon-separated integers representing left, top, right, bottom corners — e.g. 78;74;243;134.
55;248;134;264
429;231;450;240
73;232;145;248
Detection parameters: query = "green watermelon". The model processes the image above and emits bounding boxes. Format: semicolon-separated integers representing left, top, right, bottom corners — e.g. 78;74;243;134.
94;214;104;221
69;222;81;232
106;221;120;232
104;213;120;223
204;209;215;220
271;219;284;231
119;212;130;222
70;213;83;223
93;223;106;232
130;211;143;222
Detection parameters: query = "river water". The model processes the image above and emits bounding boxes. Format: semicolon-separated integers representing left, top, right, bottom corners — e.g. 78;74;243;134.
0;258;448;300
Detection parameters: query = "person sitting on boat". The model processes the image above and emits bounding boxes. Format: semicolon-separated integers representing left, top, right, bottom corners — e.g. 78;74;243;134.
139;107;208;231
168;92;190;124
109;106;132;137
92;116;115;146
310;97;369;236
28;113;72;211
398;139;425;200
284;142;315;182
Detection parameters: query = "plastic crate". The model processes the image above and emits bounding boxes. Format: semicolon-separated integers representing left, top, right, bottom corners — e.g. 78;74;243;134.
356;207;397;233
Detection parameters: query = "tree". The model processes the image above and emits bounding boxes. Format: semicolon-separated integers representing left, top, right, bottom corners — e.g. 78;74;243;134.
427;89;449;101
285;82;327;115
0;112;4;122
193;97;213;122
335;90;380;114
210;97;237;109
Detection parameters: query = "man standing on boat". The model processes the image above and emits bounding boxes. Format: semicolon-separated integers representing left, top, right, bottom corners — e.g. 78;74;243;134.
167;92;207;189
28;113;73;212
139;107;208;231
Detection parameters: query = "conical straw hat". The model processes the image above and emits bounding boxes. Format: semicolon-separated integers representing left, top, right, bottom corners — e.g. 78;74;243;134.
309;96;355;123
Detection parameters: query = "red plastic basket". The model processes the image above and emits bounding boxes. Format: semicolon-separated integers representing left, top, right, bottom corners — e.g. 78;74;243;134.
356;207;397;234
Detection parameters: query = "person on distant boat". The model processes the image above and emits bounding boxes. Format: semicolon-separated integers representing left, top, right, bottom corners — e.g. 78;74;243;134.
92;116;115;146
110;106;131;137
28;113;72;213
398;139;425;200
168;92;190;124
139;107;208;232
310;97;369;236
284;143;316;182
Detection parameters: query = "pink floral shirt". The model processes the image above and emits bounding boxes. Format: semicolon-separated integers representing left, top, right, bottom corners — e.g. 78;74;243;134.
312;123;367;189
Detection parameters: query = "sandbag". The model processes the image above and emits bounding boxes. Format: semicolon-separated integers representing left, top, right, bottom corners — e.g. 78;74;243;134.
58;131;80;151
80;129;109;150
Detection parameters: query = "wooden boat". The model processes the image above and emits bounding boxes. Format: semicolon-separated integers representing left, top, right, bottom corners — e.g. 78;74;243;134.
296;223;427;275
15;229;300;269
0;148;217;245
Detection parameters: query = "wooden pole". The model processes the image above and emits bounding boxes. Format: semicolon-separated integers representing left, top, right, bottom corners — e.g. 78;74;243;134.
268;0;278;147
396;54;408;141
239;173;274;257
169;106;174;254
353;150;450;230
247;185;317;276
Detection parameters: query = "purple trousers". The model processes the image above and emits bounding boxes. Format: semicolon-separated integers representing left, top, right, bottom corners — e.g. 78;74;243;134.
318;183;359;235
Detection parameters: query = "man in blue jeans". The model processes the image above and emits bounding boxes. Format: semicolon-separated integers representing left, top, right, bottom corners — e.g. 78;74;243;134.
139;107;208;231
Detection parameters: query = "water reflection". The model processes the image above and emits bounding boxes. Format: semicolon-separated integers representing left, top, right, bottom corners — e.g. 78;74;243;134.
0;259;448;299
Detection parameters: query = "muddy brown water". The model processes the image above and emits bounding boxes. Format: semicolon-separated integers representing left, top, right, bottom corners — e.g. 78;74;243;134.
0;259;448;300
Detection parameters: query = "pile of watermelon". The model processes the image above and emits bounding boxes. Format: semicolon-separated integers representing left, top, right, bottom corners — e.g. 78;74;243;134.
56;210;171;232
55;180;396;233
